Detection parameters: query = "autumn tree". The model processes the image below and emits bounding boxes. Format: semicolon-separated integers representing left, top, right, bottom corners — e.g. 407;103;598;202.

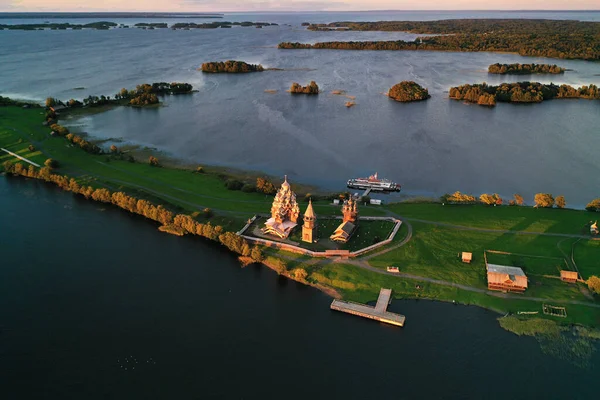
480;193;502;206
513;194;524;206
587;276;600;295
293;268;308;281
149;156;160;167
534;193;554;208
586;198;600;212
110;145;118;153
44;158;58;169
251;245;264;262
45;97;56;108
256;177;277;195
555;195;566;209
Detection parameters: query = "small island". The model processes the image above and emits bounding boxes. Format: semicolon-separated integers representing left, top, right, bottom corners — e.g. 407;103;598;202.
290;81;320;94
388;81;430;102
201;61;264;73
449;82;599;106
488;63;566;75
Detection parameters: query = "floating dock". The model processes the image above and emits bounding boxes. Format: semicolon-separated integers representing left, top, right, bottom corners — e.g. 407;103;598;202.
330;288;406;327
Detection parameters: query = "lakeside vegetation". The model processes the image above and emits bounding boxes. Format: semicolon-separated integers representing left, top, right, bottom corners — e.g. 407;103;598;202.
1;103;599;336
290;81;319;94
201;61;264;73
488;63;566;75
298;19;600;60
449;82;600;106
388;81;430;102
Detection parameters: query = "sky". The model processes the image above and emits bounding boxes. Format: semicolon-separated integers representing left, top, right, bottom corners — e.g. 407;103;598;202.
0;0;598;12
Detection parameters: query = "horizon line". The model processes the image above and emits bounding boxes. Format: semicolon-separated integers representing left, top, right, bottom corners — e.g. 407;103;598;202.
1;9;600;13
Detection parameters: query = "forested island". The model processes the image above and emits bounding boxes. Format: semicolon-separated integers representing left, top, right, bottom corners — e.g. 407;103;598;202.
449;82;600;106
290;81;319;94
488;63;566;75
0;21;277;31
281;19;600;60
201;61;264;73
171;21;277;29
0;21;117;30
388;81;430;102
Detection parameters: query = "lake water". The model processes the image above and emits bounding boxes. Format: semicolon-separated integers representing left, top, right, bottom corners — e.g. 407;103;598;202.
1;12;600;397
1;11;600;205
1;176;598;399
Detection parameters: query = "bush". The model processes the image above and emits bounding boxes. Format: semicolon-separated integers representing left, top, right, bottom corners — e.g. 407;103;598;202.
586;198;600;212
225;179;244;191
241;184;256;193
44;158;58;169
28;145;35;152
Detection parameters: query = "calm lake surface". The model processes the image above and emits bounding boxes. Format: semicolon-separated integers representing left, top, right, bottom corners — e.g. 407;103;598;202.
1;176;598;399
1;11;600;205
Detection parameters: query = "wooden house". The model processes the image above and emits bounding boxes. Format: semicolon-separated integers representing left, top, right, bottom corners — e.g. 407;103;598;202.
461;252;472;263
486;264;528;293
560;270;578;283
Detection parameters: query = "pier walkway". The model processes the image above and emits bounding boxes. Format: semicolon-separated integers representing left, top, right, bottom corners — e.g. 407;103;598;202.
330;288;405;327
1;148;40;167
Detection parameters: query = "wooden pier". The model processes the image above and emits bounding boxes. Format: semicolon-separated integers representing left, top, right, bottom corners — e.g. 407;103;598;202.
330;288;406;327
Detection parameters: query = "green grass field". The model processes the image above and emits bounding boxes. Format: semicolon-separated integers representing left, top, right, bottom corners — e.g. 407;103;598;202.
388;203;595;235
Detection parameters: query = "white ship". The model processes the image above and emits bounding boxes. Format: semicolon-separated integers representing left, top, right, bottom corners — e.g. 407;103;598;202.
347;173;401;192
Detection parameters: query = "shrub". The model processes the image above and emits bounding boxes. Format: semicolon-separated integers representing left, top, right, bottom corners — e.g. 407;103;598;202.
44;158;58;169
241;184;256;193
225;179;244;191
149;156;160;167
588;276;600;294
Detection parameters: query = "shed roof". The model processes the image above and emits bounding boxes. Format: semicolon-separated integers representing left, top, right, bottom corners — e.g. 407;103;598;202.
462;252;472;260
560;270;578;279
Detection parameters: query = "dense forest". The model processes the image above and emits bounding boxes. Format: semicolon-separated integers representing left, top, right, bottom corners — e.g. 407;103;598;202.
283;19;600;60
0;96;40;108
488;63;566;75
290;81;320;94
449;82;600;106
388;81;430;102
201;61;265;73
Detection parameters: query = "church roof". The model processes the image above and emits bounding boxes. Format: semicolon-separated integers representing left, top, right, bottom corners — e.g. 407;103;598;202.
304;199;316;219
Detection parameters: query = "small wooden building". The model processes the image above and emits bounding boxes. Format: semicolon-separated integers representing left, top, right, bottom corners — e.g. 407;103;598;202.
486;264;528;293
461;252;472;263
560;270;579;283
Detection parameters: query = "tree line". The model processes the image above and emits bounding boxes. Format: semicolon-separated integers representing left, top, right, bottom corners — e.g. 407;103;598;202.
201;61;265;73
0;22;117;30
299;19;600;61
388;81;430;102
441;191;569;209
171;21;277;30
290;81;319;94
488;63;566;75
1;160;265;262
449;82;600;106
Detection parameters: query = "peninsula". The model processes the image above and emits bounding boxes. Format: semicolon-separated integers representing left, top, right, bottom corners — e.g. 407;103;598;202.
280;19;600;60
1;97;600;342
388;81;430;102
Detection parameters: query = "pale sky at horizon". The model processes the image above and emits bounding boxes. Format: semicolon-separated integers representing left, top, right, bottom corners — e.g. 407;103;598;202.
1;0;599;12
